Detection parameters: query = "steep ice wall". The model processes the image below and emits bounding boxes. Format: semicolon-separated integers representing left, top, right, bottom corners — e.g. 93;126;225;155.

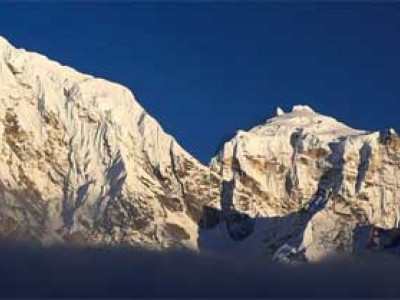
0;36;220;248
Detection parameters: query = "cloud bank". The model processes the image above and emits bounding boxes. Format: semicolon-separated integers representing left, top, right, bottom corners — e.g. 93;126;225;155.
1;242;400;298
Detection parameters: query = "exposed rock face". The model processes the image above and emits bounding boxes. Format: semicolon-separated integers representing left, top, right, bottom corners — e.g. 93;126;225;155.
0;36;220;248
0;37;399;261
209;105;400;261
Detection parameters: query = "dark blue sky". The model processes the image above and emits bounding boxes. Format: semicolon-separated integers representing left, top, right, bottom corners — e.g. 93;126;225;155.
1;3;399;163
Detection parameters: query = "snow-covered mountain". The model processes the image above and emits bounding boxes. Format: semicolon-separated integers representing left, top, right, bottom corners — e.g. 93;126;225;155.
0;36;220;248
0;36;399;261
206;105;400;261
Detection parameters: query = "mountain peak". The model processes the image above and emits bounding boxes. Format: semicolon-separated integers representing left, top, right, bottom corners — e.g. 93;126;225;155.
291;105;315;113
252;104;366;140
0;36;215;249
0;35;10;44
0;36;11;50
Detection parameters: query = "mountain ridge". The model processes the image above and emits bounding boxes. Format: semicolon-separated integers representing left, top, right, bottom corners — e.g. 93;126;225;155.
0;35;221;249
1;36;399;262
